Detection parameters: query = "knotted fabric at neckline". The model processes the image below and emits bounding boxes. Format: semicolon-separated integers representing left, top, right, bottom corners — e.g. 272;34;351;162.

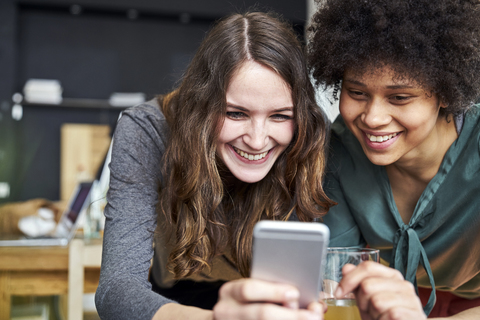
391;224;436;315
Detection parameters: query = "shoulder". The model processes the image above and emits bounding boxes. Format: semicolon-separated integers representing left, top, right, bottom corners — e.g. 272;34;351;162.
326;115;369;174
118;99;167;134
121;98;164;119
468;104;480;130
109;99;169;181
114;99;169;149
461;104;480;153
324;115;386;199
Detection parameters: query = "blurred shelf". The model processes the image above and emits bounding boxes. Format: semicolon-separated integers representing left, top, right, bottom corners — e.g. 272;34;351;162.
23;98;128;110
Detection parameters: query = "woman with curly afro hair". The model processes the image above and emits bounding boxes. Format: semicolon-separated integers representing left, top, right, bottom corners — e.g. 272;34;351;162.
308;0;480;319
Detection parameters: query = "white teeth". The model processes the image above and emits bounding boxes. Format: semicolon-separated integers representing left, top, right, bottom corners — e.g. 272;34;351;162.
233;146;268;160
366;132;397;142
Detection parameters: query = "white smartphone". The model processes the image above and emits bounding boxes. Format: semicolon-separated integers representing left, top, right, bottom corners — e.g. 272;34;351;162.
250;220;330;308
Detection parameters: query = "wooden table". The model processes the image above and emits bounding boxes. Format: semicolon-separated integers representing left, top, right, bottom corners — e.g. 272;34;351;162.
0;238;102;320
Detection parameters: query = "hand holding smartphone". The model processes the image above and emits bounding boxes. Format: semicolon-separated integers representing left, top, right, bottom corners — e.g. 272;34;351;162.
250;220;330;308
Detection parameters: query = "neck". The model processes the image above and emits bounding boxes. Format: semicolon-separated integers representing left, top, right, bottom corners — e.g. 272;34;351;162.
385;114;458;223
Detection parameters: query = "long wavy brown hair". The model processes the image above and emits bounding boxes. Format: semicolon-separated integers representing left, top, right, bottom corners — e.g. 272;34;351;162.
158;11;335;278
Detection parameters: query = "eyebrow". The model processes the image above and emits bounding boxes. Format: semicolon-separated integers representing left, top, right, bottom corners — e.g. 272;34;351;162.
226;104;248;111
273;107;294;112
343;79;367;87
343;79;416;90
226;104;294;112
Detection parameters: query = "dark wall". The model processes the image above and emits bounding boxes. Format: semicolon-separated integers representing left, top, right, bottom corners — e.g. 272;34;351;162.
0;0;307;203
17;5;212;99
10;0;306;100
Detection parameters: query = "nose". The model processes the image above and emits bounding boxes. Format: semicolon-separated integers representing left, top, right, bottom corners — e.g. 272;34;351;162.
243;119;269;150
361;98;392;128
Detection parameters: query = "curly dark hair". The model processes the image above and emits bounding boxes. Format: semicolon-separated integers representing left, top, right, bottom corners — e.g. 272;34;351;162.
307;0;480;116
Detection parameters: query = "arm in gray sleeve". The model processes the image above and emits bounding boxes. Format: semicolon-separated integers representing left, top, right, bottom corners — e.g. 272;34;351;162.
95;103;175;319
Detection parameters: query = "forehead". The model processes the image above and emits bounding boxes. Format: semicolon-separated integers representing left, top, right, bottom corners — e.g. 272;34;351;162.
223;61;294;115
229;61;286;84
227;61;292;101
344;65;413;85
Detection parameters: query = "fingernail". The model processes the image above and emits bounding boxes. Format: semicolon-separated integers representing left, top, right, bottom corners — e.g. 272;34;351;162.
334;286;343;298
286;301;299;309
285;290;300;300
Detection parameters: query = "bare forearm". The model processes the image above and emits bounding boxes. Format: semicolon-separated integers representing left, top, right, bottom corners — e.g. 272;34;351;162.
152;303;213;320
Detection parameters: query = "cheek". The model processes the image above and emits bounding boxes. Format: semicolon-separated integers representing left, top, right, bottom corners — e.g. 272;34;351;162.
339;95;358;121
395;106;438;133
276;122;295;145
217;120;238;144
399;115;422;129
217;126;228;145
339;104;360;133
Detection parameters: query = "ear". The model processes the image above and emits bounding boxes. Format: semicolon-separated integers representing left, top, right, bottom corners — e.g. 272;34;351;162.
439;99;447;109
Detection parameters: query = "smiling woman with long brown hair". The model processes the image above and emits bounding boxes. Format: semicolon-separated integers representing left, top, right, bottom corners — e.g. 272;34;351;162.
95;11;334;320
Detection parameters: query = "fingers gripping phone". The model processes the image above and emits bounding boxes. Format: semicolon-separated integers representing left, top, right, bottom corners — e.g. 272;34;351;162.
250;220;330;308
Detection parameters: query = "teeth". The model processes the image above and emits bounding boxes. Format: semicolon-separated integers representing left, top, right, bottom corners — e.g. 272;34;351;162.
366;133;397;142
233;146;268;160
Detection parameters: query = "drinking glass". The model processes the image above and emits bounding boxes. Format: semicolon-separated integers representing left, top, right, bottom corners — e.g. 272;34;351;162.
322;247;380;320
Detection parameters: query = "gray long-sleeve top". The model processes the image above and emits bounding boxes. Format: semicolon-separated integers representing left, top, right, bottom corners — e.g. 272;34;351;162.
95;101;241;319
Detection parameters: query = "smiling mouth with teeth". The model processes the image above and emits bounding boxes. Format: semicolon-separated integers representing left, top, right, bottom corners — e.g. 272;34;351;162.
233;146;268;161
366;132;398;143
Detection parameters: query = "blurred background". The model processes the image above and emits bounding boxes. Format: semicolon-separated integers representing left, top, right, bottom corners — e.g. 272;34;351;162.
0;0;319;205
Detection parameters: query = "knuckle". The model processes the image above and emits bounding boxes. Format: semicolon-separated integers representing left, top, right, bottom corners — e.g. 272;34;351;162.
358;278;375;295
392;269;405;280
404;280;415;292
369;293;384;311
218;282;232;299
362;260;376;270
239;281;256;300
385;307;404;320
212;303;230;319
239;284;249;300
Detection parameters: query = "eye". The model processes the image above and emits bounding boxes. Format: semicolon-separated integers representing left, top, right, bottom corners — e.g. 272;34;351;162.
348;90;367;99
390;95;412;104
226;111;247;119
271;114;293;121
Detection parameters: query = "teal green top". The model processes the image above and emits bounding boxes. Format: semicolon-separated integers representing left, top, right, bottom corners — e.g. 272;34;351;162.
322;105;480;315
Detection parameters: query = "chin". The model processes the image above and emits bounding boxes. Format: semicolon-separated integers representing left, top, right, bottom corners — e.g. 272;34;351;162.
236;176;264;184
233;171;269;184
365;154;395;167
